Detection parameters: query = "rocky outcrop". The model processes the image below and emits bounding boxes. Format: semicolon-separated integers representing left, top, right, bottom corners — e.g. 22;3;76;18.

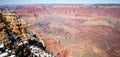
0;13;9;43
57;48;72;57
0;12;55;57
43;38;62;54
0;4;120;57
43;38;72;57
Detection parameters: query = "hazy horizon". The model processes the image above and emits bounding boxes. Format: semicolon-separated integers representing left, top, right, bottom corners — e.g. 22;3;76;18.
0;0;120;5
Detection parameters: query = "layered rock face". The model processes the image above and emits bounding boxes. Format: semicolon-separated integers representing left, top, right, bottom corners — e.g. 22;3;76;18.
43;38;62;54
0;4;120;57
43;38;72;57
3;4;119;39
0;12;55;57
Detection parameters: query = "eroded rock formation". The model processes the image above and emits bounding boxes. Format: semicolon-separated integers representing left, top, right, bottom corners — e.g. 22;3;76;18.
0;12;55;57
0;4;120;57
57;48;72;57
43;38;62;54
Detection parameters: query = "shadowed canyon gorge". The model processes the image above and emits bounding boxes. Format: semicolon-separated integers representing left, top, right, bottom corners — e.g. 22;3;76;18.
0;4;120;57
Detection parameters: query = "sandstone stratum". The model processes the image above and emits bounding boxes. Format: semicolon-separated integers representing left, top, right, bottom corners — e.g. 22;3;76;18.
0;11;71;57
0;4;120;57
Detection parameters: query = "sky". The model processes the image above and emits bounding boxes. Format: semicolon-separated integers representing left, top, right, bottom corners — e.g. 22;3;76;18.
0;0;120;5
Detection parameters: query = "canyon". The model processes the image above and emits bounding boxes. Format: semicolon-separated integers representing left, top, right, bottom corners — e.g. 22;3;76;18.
0;4;120;57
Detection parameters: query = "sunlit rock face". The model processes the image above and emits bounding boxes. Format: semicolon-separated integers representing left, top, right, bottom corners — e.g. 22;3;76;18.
0;12;55;57
43;38;62;54
0;4;120;57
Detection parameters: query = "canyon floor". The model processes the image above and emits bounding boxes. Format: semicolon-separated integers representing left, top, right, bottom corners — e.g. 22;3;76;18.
53;37;101;57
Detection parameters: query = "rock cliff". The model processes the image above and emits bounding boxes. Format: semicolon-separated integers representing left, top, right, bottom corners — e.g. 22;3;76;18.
0;4;120;57
0;12;55;57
